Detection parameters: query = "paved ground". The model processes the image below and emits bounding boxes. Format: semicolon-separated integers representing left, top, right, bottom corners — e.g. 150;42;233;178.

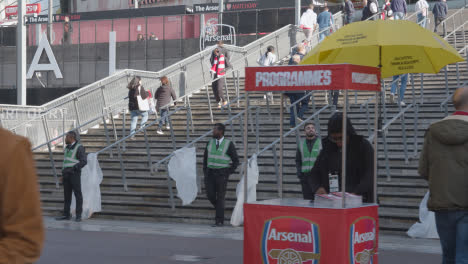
37;217;442;264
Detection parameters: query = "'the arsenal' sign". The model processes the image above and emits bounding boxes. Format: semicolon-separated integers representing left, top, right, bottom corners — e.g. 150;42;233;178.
245;64;381;92
5;4;41;17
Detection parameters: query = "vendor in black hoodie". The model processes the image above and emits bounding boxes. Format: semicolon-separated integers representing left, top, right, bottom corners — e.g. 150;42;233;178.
308;112;374;202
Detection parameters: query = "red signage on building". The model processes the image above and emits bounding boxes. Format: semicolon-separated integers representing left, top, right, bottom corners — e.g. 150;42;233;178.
5;4;42;17
245;64;381;92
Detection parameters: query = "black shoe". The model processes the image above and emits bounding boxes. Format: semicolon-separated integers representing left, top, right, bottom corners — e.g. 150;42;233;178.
75;216;82;222
211;223;218;227
55;215;71;221
216;222;224;227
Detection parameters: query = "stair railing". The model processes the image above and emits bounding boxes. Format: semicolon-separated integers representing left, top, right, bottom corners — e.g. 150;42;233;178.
249;104;331;198
440;79;468;116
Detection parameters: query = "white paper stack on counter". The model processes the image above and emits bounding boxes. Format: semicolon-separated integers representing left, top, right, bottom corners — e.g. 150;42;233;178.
331;192;363;207
314;194;343;208
314;192;363;208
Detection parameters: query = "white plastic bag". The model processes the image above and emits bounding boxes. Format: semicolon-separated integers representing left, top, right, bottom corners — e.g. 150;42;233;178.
231;154;259;227
148;98;157;115
167;147;198;205
407;191;439;239
71;153;103;219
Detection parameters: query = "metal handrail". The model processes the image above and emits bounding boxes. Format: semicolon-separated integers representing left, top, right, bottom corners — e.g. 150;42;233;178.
3;23;304;148
253;104;330;159
440;79;468;115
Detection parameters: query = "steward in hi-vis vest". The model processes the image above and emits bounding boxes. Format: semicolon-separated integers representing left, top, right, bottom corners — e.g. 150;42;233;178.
203;123;239;227
296;123;321;200
56;131;87;222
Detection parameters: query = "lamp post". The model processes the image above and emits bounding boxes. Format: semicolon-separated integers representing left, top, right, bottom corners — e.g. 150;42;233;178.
17;0;26;105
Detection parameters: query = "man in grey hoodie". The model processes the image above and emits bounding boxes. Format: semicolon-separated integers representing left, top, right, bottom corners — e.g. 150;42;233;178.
419;86;468;264
155;76;177;135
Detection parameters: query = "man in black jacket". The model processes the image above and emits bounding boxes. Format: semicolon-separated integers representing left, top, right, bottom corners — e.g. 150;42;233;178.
344;0;355;24
56;131;87;222
203;123;239;227
308;113;374;202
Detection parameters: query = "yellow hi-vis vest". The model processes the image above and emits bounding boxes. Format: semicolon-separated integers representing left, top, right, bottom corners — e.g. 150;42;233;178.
63;143;81;169
207;138;231;169
300;139;322;173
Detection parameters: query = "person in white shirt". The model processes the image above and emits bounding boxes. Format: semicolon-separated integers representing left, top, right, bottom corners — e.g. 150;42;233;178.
415;0;429;28
300;4;318;42
257;46;277;102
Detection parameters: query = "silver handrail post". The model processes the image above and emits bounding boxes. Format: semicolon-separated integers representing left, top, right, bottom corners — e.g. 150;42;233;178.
413;103;419;157
382;130;390;181
255;107;260;153
122;109;127;152
102;115;112;158
205;86;214;123
168;109;177;151
166;163;176;210
271;144;280;197
144;129;153;169
401;108;409;164
420;73;424;104
42;116;59;188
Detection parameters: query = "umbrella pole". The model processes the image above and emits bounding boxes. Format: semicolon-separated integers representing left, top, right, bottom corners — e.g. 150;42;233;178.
279;93;284;198
243;92;250;204
373;91;379;204
341;90;348;208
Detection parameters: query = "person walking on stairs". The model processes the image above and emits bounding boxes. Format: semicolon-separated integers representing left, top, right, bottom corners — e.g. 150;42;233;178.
155;76;177;135
203;123;239;227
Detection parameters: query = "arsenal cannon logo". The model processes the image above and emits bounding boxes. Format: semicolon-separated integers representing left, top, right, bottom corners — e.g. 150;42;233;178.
349;217;377;264
261;217;321;264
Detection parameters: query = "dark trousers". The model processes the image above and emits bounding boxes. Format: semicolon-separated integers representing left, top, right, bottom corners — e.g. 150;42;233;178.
300;177;314;200
434;16;445;33
330;90;339;106
62;169;83;218
287;93;309;127
158;108;169;127
212;77;225;103
204;168;230;224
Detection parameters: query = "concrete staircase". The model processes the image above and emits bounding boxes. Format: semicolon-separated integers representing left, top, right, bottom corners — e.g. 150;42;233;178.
34;31;468;233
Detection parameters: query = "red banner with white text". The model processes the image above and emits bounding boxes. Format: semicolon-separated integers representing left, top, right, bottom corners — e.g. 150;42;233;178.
245;64;381;92
5;4;41;17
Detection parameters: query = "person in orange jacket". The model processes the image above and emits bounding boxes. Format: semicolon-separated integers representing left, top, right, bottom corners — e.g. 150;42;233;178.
0;128;44;263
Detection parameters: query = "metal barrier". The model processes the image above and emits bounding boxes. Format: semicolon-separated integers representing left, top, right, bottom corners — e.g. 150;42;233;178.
251;104;331;197
440;79;468;116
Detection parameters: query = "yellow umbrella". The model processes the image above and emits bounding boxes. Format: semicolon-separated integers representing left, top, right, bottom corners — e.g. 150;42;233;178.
301;20;464;78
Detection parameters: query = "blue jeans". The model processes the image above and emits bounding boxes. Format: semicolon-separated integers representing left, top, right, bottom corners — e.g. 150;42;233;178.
391;74;408;102
130;110;148;135
319;28;330;42
158;108;169;128
345;14;354;24
417;13;427;28
394;12;405;20
287;93;310;127
435;211;468;264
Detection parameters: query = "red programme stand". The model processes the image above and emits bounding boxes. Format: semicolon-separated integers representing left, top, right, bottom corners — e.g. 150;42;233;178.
242;64;381;264
244;199;378;264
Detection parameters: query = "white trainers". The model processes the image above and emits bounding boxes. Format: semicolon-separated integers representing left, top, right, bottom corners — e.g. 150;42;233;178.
399;101;406;107
157;129;164;135
218;102;222;108
166;124;170;130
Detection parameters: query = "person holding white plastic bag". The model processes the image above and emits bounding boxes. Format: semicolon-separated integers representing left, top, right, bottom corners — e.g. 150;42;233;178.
127;76;149;138
257;46;277;103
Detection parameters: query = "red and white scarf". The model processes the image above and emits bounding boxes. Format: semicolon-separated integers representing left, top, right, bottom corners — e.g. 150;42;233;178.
211;54;226;77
